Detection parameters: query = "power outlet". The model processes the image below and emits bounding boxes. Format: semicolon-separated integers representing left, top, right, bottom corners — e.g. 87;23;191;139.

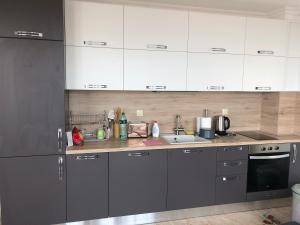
222;108;229;115
136;110;144;117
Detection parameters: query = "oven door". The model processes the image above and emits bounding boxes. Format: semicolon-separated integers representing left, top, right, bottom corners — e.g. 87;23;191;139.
247;153;290;192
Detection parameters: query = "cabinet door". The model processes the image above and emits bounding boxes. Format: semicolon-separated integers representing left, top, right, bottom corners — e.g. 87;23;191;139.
0;156;66;225
245;18;288;57
243;55;286;91
285;58;300;91
124;50;187;91
189;12;246;54
65;1;123;48
66;46;123;90
187;53;244;91
124;6;188;51
216;175;247;204
288;23;300;58
109;150;167;217
167;148;216;210
0;0;63;41
0;39;65;157
67;154;108;222
289;143;300;187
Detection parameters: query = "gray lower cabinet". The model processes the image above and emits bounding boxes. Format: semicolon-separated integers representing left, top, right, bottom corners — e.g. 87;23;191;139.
167;148;217;210
67;153;108;222
215;146;248;204
0;155;66;225
109;150;167;217
289;143;300;187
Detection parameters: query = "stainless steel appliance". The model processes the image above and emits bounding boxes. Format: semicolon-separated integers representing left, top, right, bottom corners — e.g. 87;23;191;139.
247;144;290;193
215;115;230;136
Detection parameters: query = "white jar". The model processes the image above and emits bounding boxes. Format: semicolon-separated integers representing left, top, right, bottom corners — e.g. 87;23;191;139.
152;122;160;138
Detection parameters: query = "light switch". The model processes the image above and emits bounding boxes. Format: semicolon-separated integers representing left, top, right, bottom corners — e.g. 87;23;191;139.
222;108;229;115
137;110;144;117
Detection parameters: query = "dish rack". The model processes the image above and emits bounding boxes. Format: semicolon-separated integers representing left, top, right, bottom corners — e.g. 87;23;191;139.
68;111;103;126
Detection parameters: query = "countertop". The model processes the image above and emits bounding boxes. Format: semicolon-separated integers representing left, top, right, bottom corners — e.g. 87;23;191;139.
66;132;300;155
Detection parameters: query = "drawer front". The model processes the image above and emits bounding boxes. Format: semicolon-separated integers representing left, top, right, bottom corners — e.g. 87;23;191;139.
217;146;248;161
216;174;247;204
217;159;247;175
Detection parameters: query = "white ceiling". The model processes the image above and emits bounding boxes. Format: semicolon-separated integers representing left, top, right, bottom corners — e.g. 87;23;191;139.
130;0;300;13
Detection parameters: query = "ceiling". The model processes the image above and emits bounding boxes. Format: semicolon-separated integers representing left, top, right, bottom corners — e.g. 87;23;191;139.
130;0;300;14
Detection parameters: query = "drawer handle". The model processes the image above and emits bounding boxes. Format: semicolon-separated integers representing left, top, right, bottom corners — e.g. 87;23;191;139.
257;50;274;55
211;48;226;53
83;41;107;46
14;31;43;38
128;152;150;157
76;155;100;160
223;146;243;152
147;44;168;50
223;161;242;167
85;84;108;89
222;176;240;182
293;144;297;164
255;86;272;91
183;149;202;154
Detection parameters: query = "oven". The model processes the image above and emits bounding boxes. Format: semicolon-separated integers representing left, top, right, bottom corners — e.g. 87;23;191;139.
247;144;291;193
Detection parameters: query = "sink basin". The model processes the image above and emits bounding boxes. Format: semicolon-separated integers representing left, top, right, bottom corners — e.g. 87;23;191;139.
162;135;211;145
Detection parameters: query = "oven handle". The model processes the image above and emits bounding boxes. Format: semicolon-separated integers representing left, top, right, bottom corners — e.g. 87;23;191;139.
249;154;290;160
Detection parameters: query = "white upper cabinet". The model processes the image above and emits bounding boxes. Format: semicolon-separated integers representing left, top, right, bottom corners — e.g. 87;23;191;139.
188;12;246;54
285;58;300;91
243;55;286;92
66;46;123;90
65;0;123;48
124;6;188;51
288;23;300;58
187;53;244;91
124;50;187;91
245;18;288;57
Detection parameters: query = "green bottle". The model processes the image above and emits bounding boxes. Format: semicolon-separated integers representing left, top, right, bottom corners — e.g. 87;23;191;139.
119;112;128;141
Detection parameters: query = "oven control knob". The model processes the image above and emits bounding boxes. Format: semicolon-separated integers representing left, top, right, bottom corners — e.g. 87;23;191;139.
268;147;273;151
261;147;266;151
275;146;280;150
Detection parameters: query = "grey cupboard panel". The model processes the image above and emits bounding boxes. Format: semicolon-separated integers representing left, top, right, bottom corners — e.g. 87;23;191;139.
0;0;63;40
217;146;249;161
109;150;167;217
0;38;65;157
67;153;108;222
167;148;217;210
217;159;248;175
0;155;66;225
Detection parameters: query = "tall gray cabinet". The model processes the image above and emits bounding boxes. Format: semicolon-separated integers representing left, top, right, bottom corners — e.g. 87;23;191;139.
0;1;65;225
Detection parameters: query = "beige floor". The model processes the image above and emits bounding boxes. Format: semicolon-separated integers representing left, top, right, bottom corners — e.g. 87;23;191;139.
150;207;292;225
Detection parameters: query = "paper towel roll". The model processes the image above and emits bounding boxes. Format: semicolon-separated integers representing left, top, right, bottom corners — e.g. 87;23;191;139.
200;117;213;129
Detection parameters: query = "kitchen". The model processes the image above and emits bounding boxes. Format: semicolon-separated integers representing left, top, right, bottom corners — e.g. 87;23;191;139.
1;0;300;225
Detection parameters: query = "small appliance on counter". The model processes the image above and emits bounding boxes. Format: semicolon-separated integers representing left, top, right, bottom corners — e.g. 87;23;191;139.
199;109;215;139
215;115;230;136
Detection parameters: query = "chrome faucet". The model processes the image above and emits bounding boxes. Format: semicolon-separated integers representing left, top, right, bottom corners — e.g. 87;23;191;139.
174;114;185;135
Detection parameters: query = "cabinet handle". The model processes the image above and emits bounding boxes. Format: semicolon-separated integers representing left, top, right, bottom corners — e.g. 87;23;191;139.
128;152;150;157
293;144;297;164
85;84;108;89
83;41;107;46
147;44;168;50
146;85;167;90
223;146;243;152
211;48;226;53
58;128;63;153
207;85;224;91
257;50;274;55
183;149;201;154
58;156;64;181
76;155;99;160
14;31;43;38
255;86;272;91
222;175;240;182
223;160;242;167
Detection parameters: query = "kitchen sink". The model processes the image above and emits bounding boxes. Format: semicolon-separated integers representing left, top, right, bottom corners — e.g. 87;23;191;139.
162;134;211;144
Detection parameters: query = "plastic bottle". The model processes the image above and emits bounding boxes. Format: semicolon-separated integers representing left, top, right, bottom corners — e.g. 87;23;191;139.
152;121;160;138
119;112;128;141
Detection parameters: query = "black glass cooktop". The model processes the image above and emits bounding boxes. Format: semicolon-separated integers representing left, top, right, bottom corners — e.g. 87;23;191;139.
237;131;278;140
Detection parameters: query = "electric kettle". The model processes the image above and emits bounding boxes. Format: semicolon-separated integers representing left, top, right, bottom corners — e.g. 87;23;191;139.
215;116;230;136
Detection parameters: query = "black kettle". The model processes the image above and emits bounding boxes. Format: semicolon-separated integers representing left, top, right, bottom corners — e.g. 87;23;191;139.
215;116;230;136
